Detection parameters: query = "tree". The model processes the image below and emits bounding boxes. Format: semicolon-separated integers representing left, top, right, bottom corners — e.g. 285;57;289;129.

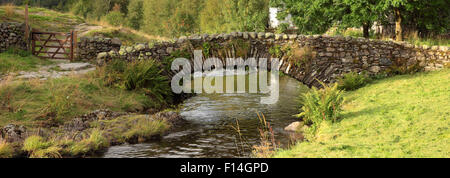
377;0;412;41
127;0;143;30
271;0;341;35
200;0;269;34
340;0;380;38
167;0;202;36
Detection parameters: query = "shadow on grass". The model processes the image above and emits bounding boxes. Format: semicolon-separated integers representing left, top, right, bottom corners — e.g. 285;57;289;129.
340;104;396;121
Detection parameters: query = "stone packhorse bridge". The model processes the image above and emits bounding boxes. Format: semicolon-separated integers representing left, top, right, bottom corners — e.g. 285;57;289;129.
93;32;449;88
1;22;448;87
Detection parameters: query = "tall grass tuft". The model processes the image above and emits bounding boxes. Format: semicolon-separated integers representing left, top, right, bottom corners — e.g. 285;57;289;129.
252;113;279;158
4;3;15;18
0;140;14;158
69;129;109;156
296;82;344;136
231;113;279;158
22;136;62;158
123;116;170;141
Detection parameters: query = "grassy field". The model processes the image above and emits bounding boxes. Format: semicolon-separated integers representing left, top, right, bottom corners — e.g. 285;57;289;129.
274;69;450;158
0;5;84;32
0;5;169;46
0;49;54;75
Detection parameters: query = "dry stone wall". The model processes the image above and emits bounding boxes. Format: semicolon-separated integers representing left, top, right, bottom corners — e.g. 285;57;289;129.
96;32;449;88
0;22;28;52
77;37;121;61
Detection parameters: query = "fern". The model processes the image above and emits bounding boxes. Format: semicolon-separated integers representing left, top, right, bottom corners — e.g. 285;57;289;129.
124;59;172;105
296;82;344;134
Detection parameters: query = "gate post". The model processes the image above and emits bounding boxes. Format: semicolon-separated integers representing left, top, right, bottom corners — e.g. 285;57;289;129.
70;30;74;62
25;4;30;50
73;31;77;61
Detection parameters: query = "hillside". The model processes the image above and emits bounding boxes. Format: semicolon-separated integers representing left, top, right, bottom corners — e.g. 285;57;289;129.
275;69;450;158
0;5;168;45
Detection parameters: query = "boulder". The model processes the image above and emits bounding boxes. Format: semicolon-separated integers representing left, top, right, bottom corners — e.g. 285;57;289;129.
1;124;27;143
284;122;303;132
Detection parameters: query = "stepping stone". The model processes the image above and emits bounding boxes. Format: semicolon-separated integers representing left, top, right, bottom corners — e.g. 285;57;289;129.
58;63;94;71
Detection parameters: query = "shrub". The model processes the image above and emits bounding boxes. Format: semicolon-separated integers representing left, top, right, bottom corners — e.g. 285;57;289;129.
124;60;172;104
269;45;283;58
276;23;290;34
337;72;372;91
296;82;344;135
104;11;125;26
290;46;316;67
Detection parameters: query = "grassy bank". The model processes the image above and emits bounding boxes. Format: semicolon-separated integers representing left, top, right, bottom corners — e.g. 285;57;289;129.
0;69;169;127
0;5;168;46
0;51;177;158
0;49;54;75
0;52;173;127
17;115;170;158
0;5;84;32
275;69;450;158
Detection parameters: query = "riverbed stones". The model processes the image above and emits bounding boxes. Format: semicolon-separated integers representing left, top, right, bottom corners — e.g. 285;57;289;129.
155;111;186;127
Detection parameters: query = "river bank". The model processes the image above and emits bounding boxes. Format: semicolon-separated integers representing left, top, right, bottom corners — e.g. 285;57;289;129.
1;109;186;158
0;52;182;158
273;69;450;158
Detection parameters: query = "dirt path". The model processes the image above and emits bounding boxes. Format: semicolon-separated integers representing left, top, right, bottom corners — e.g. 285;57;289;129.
1;62;96;82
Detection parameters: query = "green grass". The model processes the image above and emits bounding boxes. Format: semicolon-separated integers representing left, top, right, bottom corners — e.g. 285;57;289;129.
405;37;450;47
0;6;84;32
0;49;54;75
275;69;450;158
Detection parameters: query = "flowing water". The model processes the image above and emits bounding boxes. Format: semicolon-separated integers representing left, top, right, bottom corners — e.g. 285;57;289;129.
101;72;308;158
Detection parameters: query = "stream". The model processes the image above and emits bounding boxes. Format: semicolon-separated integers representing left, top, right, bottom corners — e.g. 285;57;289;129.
101;72;308;158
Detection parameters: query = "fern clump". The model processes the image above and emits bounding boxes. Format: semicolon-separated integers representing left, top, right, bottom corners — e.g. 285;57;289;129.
124;59;172;104
296;82;344;135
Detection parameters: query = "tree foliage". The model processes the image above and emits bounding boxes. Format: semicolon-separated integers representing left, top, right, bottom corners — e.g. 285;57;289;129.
126;0;143;30
273;0;449;39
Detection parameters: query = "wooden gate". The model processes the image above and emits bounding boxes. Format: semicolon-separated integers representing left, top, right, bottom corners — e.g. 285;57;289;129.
31;30;77;61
